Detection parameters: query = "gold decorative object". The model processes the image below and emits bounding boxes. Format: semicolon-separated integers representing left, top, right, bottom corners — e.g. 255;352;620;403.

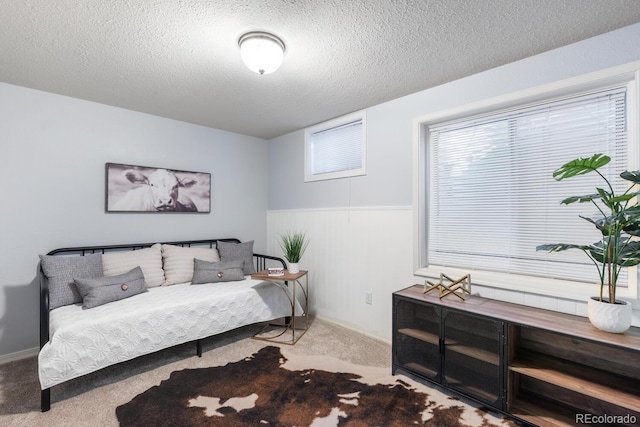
423;273;471;300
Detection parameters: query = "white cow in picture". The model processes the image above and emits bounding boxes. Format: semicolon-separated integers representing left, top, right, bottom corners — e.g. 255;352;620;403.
107;164;210;212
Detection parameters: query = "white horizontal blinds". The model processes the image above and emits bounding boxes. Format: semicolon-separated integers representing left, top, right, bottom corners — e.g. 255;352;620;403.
310;119;363;175
428;87;628;285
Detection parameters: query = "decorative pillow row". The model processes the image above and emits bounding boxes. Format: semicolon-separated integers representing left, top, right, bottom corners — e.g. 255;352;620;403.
40;240;257;310
75;259;245;309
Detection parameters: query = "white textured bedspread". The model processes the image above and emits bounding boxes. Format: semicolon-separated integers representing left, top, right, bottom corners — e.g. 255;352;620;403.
39;278;302;389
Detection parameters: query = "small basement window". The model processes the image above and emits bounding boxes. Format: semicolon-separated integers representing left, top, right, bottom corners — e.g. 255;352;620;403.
304;111;366;182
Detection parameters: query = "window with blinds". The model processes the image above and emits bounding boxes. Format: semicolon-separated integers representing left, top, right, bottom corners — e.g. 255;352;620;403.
426;87;629;286
304;111;366;182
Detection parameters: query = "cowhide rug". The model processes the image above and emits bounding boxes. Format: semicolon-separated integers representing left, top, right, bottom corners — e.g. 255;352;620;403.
116;345;518;426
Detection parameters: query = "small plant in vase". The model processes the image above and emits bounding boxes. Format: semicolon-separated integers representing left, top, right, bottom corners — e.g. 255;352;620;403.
537;153;640;333
279;232;309;274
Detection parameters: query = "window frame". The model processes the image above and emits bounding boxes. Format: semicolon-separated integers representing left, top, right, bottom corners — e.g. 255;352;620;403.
412;62;640;302
304;111;367;182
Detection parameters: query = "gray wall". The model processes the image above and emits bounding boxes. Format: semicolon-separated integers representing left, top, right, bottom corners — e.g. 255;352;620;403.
269;23;640;211
0;84;269;358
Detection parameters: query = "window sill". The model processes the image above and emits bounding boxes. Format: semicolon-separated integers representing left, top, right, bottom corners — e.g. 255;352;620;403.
414;265;639;304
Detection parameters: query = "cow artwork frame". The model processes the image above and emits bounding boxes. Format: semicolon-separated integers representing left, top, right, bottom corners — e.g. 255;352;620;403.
105;163;211;213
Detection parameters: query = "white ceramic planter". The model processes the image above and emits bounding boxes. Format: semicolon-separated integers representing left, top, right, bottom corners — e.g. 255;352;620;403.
587;297;632;333
288;263;300;274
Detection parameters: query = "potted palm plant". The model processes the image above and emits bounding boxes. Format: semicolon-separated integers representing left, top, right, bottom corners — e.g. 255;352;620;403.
537;153;640;333
279;231;309;274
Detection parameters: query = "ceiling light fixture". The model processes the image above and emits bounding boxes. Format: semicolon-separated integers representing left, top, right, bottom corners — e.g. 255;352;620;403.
238;31;285;75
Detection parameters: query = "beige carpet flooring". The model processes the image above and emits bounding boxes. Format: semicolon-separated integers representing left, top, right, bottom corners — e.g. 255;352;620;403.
0;318;513;426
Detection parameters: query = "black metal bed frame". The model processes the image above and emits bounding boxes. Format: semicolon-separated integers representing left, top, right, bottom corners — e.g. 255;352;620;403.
39;238;287;412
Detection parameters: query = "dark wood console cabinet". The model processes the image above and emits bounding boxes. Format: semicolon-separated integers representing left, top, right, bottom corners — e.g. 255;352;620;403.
393;285;640;427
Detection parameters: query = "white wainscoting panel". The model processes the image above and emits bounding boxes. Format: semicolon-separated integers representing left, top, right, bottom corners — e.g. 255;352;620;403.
267;207;415;341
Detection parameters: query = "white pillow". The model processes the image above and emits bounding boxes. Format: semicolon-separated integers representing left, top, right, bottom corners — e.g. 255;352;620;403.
161;244;220;285
102;243;165;287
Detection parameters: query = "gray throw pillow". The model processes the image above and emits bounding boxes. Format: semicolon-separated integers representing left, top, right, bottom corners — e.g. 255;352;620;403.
217;240;256;274
39;253;104;310
74;266;147;309
191;259;246;284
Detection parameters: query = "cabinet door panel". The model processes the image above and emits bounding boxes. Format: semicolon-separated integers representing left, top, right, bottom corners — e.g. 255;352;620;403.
393;298;440;381
443;309;504;409
395;334;440;380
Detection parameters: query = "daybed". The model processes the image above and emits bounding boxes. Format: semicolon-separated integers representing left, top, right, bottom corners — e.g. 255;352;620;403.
38;238;299;412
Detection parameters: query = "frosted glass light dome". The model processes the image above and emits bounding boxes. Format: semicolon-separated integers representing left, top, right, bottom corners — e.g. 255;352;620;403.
239;32;285;75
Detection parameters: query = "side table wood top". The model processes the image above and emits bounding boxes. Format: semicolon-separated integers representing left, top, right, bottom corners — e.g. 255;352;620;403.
251;269;308;281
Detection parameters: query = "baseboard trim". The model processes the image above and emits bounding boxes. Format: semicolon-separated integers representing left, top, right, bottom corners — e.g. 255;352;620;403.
0;347;38;365
314;315;391;345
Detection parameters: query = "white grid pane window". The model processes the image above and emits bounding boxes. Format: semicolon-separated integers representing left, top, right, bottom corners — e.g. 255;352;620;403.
305;112;366;182
427;87;629;286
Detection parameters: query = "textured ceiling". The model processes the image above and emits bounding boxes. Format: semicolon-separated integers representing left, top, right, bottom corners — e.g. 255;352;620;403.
2;1;640;139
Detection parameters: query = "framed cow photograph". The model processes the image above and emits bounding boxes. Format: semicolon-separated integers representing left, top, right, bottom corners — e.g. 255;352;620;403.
105;163;211;213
